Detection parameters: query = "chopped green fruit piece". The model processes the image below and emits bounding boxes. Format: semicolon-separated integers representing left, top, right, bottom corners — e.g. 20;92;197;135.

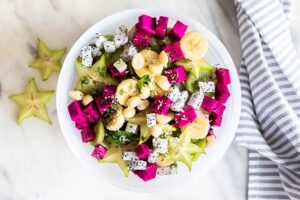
75;55;118;94
139;124;151;144
184;72;198;93
29;38;66;81
90;120;106;146
166;131;202;171
105;130;139;146
176;59;214;80
191;138;207;161
9;78;54;124
99;145;129;177
125;115;147;125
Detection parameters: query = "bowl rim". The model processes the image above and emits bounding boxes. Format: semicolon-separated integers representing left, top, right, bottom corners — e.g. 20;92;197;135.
56;8;241;192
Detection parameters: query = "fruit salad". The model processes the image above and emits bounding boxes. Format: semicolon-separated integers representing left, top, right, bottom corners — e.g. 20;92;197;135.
67;14;231;181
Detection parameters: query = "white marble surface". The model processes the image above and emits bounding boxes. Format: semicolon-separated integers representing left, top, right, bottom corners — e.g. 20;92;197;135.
0;0;300;199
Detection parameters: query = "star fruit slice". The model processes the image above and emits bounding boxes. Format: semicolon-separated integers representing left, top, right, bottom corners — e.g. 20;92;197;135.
9;78;54;124
29;38;66;81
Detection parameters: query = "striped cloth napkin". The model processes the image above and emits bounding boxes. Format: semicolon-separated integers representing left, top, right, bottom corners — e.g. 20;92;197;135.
234;0;300;199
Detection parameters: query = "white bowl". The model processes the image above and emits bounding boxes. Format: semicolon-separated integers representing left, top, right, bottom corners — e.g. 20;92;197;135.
57;8;241;192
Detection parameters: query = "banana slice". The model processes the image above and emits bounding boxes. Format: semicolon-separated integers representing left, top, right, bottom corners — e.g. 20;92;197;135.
116;79;138;105
135;67;152;78
140;49;159;66
159;51;169;67
184;111;210;139
149;63;164;76
131;53;144;70
180;31;208;61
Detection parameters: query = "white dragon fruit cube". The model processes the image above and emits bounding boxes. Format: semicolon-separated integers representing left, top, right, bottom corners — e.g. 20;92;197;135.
199;81;215;93
103;41;116;53
171;90;189;112
153;138;168;154
125;123;139;134
187;92;204;110
167;84;181;102
114;58;127;72
115;25;128;36
128;160;147;170
81;46;93;67
157;164;178;176
91;46;102;57
147;152;159;163
147;113;156;127
122;151;139;161
121;43;137;61
114;34;128;49
93;33;107;49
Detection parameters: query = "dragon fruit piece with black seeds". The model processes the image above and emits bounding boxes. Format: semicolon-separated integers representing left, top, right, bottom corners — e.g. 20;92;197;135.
152;96;172;115
215;82;230;103
83;102;100;124
164;66;187;84
91;144;107;159
75;120;89;130
68;100;87;123
210;113;223;127
170;20;188;40
201;96;226;116
95;95;113;115
134;144;152;159
174;105;197;128
109;63;126;78
137;14;156;34
155;16;169;38
132;26;151;48
216;68;231;86
163;42;185;62
81;125;95;143
133;163;158;182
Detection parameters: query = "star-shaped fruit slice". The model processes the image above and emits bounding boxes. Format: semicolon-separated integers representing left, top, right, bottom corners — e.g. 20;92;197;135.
29;38;66;81
166;131;202;171
75;55;118;94
9;78;54;124
98;145;129;177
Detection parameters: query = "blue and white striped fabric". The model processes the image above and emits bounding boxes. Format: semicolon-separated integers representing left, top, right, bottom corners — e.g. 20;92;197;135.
234;0;300;199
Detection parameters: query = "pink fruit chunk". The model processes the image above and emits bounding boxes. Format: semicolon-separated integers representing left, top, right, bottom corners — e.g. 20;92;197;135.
137;14;156;34
83;103;100;124
133;163;158;182
216;68;231;85
201;96;226;116
103;85;117;99
215;83;230;103
134;144;152;159
152;96;172;115
163;42;185;62
81;125;95;142
170;20;188;40
207;128;215;136
68;100;87;122
155;16;169;38
91;145;108;159
164;66;187;84
174;105;197;128
210;114;223;127
95;95;112;115
109;64;126;77
75;120;89;130
132;26;151;48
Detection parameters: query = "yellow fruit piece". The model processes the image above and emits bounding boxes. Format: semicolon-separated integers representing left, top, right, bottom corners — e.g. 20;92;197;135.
183;111;210;140
180;32;208;61
140;49;159;66
116;79;138;105
158;51;169;67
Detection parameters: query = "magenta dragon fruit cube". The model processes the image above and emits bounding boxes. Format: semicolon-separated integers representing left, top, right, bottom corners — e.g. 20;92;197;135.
201;96;226;116
210;114;223;127
155;16;169;38
109;64;126;77
134;144;152;159
91;144;108;159
152;96;172;115
174;105;197;128
95;95;112;115
68;100;87;122
137;14;156;34
133;163;158;182
81;125;95;143
163;42;185;62
216;68;231;85
170;20;188;40
103;84;117;99
75;120;89;130
164;66;187;84
215;83;230;103
83;102;100;124
132;26;151;48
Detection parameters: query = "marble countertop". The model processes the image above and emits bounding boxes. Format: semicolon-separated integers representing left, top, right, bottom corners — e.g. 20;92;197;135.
1;0;299;199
